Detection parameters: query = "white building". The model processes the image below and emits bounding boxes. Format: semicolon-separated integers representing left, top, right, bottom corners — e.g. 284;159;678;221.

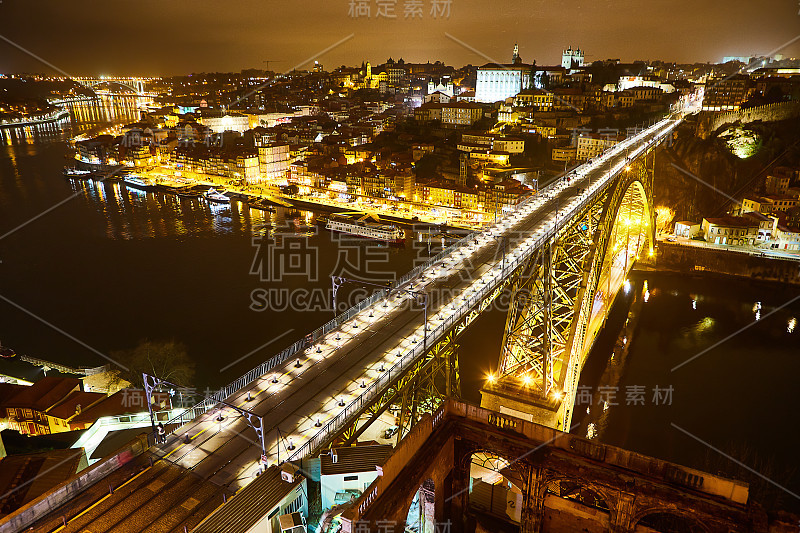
200;112;250;134
576;133;624;160
475;44;533;103
561;46;585;69
617;76;676;93
428;79;454;97
320;445;393;512
674;221;701;238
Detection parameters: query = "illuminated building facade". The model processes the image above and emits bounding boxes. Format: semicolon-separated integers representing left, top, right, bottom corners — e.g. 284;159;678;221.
257;142;290;181
475;44;533;103
561;46;585;69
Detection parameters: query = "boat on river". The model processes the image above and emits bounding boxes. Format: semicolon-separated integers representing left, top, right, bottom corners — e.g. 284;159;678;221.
325;217;404;244
204;188;231;204
123;175;156;191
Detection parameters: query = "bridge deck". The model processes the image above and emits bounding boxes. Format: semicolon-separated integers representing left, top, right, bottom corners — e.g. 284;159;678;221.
22;115;684;532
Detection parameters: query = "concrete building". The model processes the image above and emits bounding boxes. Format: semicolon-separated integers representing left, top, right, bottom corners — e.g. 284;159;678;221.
576;133;624;160
765;166;796;195
617;75;676;93
200;111;250;134
423;91;452;104
475;45;533;103
772;223;800;250
674;220;701;238
258;142;290;181
561;46;585;69
514;89;554;110
742;194;798;214
552;146;577;163
702;75;752;111
320;444;393;511
701;216;758;245
440;102;485;127
3;377;92;436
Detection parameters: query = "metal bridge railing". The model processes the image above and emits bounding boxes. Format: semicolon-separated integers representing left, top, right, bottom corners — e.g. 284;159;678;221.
287;117;679;461
163;115;679;449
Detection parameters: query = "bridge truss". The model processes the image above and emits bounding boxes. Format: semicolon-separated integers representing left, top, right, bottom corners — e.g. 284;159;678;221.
492;150;656;430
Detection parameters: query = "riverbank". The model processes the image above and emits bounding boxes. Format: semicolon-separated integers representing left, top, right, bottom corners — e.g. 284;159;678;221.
133;166;480;229
0;107;69;128
639;241;800;285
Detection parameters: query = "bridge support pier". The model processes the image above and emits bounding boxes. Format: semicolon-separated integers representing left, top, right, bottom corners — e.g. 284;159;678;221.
520;467;545;533
479;379;560;429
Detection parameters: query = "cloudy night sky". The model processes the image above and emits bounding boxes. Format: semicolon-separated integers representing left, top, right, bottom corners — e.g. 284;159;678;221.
0;0;798;75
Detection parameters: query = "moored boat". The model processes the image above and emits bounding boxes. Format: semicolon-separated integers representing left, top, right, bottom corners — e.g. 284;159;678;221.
63;167;92;177
123;175;156;191
249;199;276;213
325;217;404;244
204;188;231;204
177;188;202;199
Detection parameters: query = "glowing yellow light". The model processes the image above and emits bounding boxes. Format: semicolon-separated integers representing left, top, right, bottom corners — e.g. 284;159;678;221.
486;373;495;383
625;166;631;172
523;374;532;386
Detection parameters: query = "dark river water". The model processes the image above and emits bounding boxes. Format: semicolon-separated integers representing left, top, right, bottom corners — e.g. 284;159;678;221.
2;100;799;512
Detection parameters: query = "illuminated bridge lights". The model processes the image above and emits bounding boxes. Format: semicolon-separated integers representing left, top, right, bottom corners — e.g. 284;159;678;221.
175;116;682;470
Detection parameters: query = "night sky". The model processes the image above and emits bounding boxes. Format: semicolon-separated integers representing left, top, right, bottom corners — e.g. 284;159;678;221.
0;0;797;76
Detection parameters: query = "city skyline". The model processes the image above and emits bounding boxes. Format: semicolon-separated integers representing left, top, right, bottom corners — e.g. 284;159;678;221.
0;0;798;76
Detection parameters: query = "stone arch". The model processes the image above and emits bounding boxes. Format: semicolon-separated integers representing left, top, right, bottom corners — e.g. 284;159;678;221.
462;449;526;524
632;507;711;533
458;446;527;491
404;478;436;533
535;473;616;533
540;475;614;514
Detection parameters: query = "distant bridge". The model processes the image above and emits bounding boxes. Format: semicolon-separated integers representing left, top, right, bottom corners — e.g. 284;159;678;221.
70;77;153;96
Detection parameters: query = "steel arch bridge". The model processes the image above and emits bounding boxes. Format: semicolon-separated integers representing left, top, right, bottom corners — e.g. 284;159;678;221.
481;153;656;431
153;116;679;467
323;154;658;446
10;114;688;533
72;77;146;95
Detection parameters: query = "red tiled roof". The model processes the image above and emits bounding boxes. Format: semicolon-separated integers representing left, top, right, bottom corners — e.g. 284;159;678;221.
4;377;80;412
47;390;106;420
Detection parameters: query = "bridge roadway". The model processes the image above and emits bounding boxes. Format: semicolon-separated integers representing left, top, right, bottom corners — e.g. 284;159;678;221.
24;114;684;532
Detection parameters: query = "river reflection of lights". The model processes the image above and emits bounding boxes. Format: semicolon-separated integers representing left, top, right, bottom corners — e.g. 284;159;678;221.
587;422;597;439
788;318;796;333
696;316;715;332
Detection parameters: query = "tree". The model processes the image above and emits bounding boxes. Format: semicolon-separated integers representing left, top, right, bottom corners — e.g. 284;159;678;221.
111;340;195;389
413;153;439;180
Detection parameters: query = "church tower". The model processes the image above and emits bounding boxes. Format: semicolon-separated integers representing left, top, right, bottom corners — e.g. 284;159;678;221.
512;43;520;64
